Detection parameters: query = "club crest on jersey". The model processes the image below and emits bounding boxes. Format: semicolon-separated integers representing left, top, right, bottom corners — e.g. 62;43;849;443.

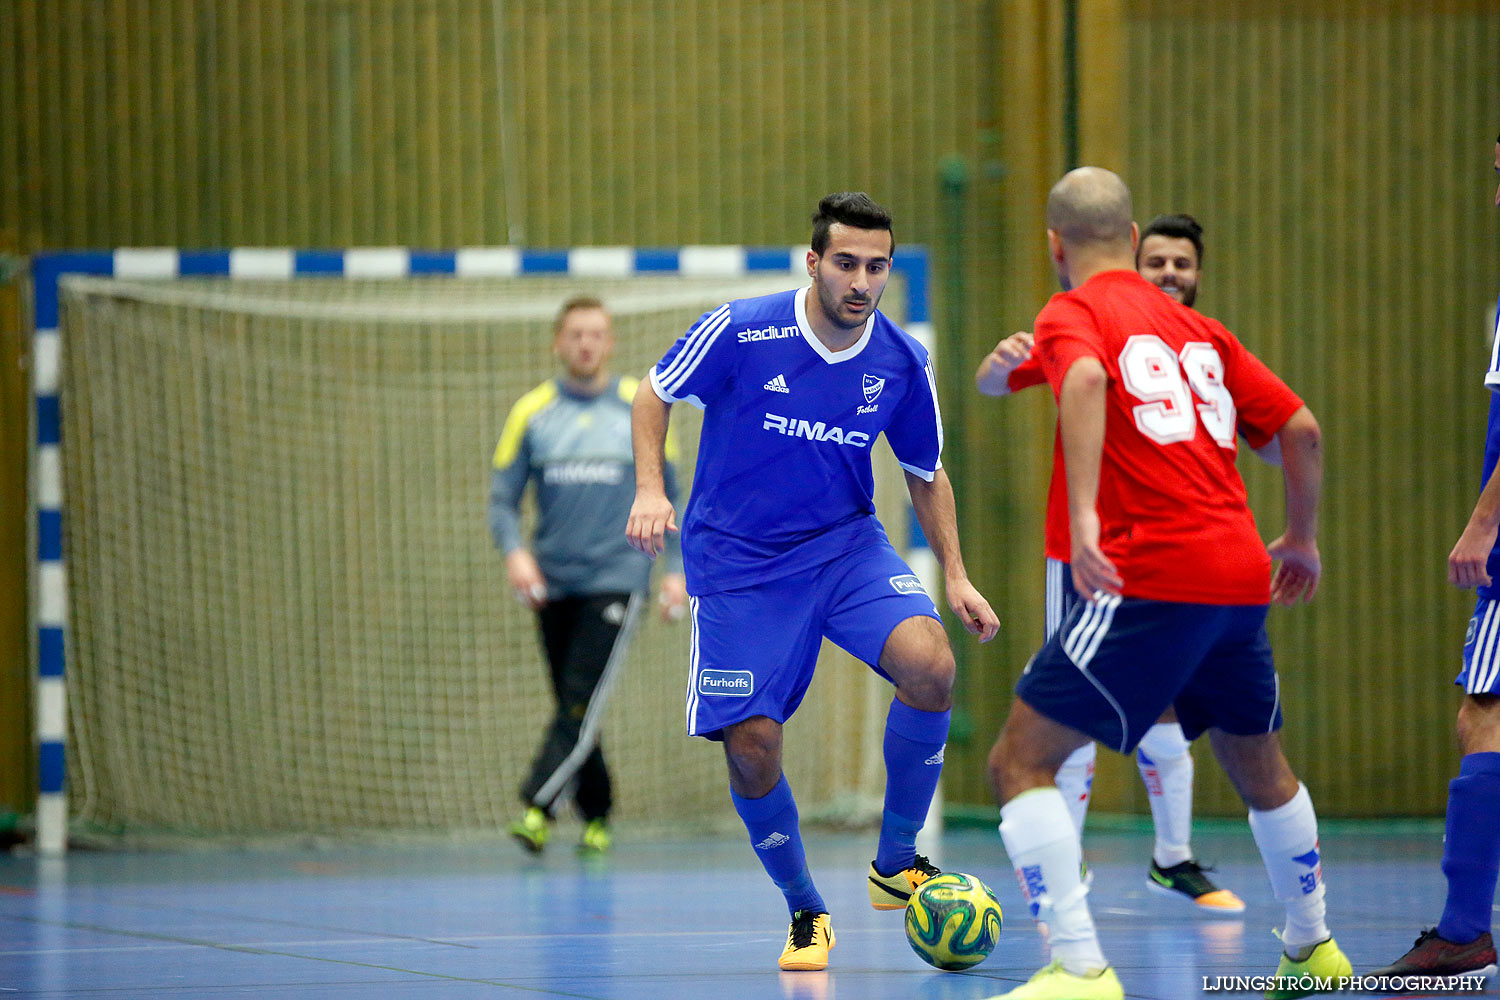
862;373;885;403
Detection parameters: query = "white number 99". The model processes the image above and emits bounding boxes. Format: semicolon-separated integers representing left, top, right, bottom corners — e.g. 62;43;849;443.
1118;335;1236;448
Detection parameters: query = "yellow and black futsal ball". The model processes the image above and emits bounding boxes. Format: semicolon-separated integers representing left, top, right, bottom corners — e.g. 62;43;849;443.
904;872;1004;971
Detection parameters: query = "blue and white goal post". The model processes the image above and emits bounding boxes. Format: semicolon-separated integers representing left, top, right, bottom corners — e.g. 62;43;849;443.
28;244;936;855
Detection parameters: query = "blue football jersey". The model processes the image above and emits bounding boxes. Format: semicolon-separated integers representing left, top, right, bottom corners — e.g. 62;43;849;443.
1481;290;1500;600
650;286;943;594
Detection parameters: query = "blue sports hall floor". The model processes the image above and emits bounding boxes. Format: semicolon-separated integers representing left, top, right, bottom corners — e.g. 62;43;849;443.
0;822;1494;999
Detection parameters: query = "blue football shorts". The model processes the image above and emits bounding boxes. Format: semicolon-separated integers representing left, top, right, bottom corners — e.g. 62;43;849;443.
684;539;942;740
1459;595;1500;695
1016;595;1282;755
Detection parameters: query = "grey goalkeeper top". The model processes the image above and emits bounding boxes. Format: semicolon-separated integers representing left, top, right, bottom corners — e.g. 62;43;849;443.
489;374;682;597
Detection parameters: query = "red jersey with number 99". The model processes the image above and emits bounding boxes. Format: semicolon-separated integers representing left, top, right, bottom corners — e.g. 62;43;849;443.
1035;269;1303;605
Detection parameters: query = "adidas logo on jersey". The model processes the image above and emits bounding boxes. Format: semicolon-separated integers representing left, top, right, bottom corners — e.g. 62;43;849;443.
755;832;791;850
763;374;790;393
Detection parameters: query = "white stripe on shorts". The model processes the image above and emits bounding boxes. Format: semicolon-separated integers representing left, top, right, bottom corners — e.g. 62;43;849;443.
1472;600;1500;694
1481;602;1500;693
1074;594;1120;669
1056;592;1127;748
686;597;702;734
1062;599;1102;662
1470;601;1497;694
1062;593;1120;670
1268;670;1282;733
1045;558;1067;640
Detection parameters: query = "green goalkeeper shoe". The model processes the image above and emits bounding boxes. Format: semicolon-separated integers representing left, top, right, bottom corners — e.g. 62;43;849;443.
508;806;550;854
578;818;611;854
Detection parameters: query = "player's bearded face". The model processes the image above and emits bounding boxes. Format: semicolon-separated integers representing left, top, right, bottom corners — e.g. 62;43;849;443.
554;308;614;381
1136;234;1200;308
811;225;893;331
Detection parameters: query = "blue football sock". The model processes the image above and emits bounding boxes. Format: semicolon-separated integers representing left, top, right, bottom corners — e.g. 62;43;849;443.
731;775;825;916
1438;751;1500;943
874;697;950;875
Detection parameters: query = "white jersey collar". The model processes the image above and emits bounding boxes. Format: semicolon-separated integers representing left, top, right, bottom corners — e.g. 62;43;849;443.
794;286;874;364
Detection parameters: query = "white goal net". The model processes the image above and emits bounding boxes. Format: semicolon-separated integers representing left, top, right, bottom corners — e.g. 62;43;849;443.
54;270;913;843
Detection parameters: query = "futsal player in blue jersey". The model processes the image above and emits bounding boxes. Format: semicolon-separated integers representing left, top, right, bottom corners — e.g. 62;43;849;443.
1371;135;1500;981
627;192;1000;972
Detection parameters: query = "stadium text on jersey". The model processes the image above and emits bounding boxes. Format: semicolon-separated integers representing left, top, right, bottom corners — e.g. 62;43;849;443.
737;324;800;342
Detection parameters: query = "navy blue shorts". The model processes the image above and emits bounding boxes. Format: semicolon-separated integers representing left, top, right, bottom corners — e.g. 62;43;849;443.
1016;595;1282;754
684;540;941;741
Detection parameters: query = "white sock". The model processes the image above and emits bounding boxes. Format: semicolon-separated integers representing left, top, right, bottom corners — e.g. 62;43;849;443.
1136;723;1193;868
999;787;1107;976
1054;743;1096;836
1247;783;1329;952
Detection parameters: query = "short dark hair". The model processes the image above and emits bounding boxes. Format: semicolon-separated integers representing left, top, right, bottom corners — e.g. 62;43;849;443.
810;192;895;256
553;294;607;333
1138;213;1204;265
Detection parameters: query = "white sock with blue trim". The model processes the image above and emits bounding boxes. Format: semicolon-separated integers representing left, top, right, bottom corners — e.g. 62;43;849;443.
999;787;1107;976
1247;783;1329;952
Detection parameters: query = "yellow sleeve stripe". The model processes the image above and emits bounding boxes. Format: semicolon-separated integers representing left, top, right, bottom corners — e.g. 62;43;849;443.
616;375;679;461
493;380;558;469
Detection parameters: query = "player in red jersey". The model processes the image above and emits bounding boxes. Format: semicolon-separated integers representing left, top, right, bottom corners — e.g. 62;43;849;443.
977;215;1258;914
978;168;1345;1000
